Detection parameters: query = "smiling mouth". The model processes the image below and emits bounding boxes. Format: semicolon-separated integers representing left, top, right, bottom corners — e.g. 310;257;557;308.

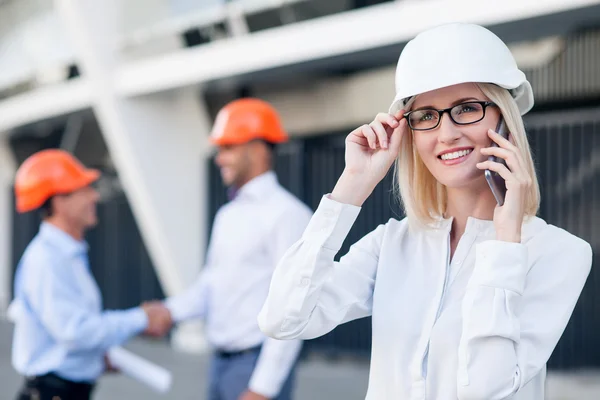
438;148;473;161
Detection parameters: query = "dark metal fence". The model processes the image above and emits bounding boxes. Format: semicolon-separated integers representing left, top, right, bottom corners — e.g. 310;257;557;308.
526;108;600;368
9;107;599;369
207;106;600;368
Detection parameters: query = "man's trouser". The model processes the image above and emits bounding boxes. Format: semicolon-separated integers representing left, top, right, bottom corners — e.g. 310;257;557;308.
208;345;297;400
15;373;95;400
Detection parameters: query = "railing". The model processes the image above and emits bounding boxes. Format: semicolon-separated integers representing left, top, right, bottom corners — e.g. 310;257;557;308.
118;0;336;50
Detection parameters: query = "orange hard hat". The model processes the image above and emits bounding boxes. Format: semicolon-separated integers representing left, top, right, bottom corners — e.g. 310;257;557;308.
14;149;100;213
209;98;288;146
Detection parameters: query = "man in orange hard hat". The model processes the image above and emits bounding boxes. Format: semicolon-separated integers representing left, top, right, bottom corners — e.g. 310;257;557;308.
148;98;313;400
8;149;172;400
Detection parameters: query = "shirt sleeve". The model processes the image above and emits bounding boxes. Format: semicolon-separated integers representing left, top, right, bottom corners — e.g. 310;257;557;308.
248;337;303;398
258;195;384;341
164;210;222;322
247;202;310;398
24;255;148;352
457;230;593;399
164;269;212;322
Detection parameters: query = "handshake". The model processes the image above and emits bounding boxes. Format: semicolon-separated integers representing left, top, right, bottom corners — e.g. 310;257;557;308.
141;301;173;337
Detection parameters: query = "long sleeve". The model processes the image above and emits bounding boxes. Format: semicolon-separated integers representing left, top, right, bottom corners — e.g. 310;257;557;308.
248;202;311;397
164;269;212;322
258;195;384;341
26;259;148;352
457;230;593;400
165;211;221;322
248;337;303;398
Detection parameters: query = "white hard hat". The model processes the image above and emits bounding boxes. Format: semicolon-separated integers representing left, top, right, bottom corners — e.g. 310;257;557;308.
389;23;534;116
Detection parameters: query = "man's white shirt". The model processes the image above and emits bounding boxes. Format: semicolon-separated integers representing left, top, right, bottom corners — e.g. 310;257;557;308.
166;171;313;398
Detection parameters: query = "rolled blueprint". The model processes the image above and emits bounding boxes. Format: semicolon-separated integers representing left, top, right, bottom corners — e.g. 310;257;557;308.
107;346;172;393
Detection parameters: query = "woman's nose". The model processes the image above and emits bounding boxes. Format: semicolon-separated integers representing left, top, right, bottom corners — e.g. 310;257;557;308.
436;113;461;143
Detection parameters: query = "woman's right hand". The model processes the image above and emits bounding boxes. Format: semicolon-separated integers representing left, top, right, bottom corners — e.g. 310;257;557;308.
331;111;407;206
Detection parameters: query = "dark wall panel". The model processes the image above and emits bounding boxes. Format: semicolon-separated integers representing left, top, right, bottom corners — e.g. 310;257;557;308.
207;107;600;368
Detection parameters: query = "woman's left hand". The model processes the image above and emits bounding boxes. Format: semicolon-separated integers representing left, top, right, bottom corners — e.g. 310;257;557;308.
477;129;533;243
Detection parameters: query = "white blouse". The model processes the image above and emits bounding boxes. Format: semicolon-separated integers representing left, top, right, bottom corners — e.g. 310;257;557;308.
258;195;593;400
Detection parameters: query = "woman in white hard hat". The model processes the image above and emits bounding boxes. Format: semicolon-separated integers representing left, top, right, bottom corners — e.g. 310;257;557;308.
258;23;593;399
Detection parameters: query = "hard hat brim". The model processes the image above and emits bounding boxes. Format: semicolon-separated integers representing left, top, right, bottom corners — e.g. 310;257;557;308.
210;135;288;147
388;80;534;117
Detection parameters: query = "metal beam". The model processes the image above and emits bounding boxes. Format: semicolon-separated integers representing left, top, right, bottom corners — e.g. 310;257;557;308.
0;79;92;134
0;138;16;316
0;0;598;132
115;0;600;97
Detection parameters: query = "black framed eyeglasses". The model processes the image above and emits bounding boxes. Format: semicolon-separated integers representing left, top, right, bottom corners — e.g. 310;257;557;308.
403;101;497;131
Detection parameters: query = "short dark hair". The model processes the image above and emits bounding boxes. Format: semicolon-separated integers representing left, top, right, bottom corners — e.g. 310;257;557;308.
40;197;54;218
260;140;277;167
264;141;276;153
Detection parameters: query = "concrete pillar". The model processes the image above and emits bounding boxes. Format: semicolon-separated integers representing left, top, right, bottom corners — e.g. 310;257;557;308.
55;0;212;352
0;138;17;317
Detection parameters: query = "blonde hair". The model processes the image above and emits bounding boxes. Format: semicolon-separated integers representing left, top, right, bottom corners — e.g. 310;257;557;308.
394;83;540;228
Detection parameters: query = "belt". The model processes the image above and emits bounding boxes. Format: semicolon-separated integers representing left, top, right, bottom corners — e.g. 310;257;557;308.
26;372;95;392
215;344;262;359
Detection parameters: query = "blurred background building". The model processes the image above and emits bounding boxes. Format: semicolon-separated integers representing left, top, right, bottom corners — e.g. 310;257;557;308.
0;0;599;389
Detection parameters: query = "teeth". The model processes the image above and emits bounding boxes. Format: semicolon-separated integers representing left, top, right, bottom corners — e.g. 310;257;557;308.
441;149;472;161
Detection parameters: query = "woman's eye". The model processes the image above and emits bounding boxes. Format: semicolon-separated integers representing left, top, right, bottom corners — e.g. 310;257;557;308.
456;103;481;114
420;111;437;121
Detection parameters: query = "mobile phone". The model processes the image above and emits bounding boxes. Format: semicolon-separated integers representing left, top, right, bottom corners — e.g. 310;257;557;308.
484;118;509;206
